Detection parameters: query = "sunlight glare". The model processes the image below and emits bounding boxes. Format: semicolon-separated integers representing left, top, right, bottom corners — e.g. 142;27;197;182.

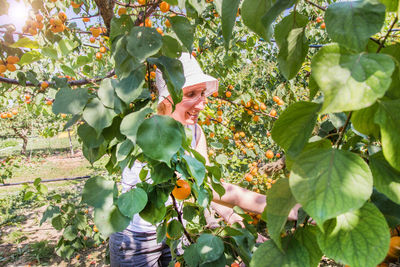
8;1;30;30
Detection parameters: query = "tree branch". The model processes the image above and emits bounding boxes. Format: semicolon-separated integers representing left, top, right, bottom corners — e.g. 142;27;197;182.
259;156;286;176
93;0;116;33
0;70;115;87
377;15;398;53
170;193;194;244
335;112;352;148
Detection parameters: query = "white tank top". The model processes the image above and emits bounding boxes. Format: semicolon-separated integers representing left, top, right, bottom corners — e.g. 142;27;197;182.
121;124;198;232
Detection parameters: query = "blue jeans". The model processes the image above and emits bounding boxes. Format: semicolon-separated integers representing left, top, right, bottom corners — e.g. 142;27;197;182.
109;229;172;267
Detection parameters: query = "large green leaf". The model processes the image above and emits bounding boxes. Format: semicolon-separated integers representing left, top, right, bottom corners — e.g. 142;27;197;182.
82;143;107;164
75;55;90;68
289;148;373;225
317;202;390;267
115;65;146;104
264;178;297;250
117;187;148;217
82;176;116;210
187;0;207;16
182;155;206;186
41;47;58;60
19;51;43;65
137;115;183;165
275;12;309;80
161;35;182;58
241;0;273;40
120;107;153;143
261;0;297;35
351;103;380;138
196;234;224;264
250;236;309;267
371;189;400;228
94;204;131;238
83;98;117;135
77;123;105;148
325;0;385;52
271;101;320;158
221;0;240;50
167;219;184;239
379;44;400;99
52;87;89;115
374;99;400;171
379;0;398;11
139;199;166;224
169;16;194;52
286;138;332;170
370;151;400;204
184;244;202;267
9;37;39;49
110;15;134;42
116;138;134;162
58;39;79;56
98;78;122;111
311;44;395;113
150;162;174;184
294;226;323;267
126;27;163;63
63;225;77;241
148;56;184;104
61;65;75;77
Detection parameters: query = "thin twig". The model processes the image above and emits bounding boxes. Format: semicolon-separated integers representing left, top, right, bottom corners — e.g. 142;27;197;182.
377;15;398;53
0;70;115;87
335;111;352;148
170;193;194;243
304;0;326;11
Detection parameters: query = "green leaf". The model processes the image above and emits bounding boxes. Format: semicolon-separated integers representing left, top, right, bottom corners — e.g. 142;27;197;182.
182;155;206;185
242;0;273;40
381;44;400;99
187;0;207;16
370;151;400;204
139;199;166;224
148;56;185;105
294;225;323;267
169;16;194;52
40;206;60;225
221;0;240;50
83;143;107;164
265;178;297;250
115;65;146;104
126;27;163;62
250;236;309;267
215;154;228;164
290;148;373;226
98;78;123;112
271;101;320;158
63;225;77;241
156;222;167;243
120;107;153;143
150;162;174;184
351;103;380;138
59;39;78;56
184;244;202;267
261;0;297;35
94;204;131;238
61;65;75;77
110;15;134;42
275;12;309;80
196;234;224;263
167;219;184;239
116;139;134;162
379;0;398;11
371;189;400;228
83;98;117;135
117;187;148;217
161;35;182;58
52;87;89;115
9;37;39;49
311;44;395;113
325;0;385;52
137;115;183;164
82;176;115;210
374;99;400;171
317;202;390;267
76;55;90;68
78;123;105;148
19;51;43;65
52;215;64;230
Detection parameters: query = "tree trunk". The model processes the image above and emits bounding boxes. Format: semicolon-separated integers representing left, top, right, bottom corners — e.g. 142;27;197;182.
11;127;29;155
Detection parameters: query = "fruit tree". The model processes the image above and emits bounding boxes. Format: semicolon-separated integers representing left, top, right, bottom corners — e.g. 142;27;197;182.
1;0;400;266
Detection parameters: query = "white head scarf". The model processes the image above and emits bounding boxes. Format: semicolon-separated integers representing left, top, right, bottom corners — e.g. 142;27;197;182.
156;53;219;104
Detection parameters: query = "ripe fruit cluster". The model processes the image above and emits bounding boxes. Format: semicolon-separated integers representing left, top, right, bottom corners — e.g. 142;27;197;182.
49;12;68;33
0;109;18;119
71;1;83;9
0;56;20;73
22;14;44;35
172;180;191;200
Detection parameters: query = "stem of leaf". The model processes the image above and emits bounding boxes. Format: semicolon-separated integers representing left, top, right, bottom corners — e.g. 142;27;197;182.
171;193;194;243
377;15;398;53
335;111;352;148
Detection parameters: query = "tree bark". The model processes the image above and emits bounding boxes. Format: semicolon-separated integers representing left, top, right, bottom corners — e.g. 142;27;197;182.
11;126;29;155
93;0;115;33
259;156;286;176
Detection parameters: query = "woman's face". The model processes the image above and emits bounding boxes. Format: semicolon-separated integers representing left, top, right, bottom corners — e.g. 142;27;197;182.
171;82;207;125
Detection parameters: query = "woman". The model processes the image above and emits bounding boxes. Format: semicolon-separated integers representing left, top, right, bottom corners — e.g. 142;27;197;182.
109;53;297;267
